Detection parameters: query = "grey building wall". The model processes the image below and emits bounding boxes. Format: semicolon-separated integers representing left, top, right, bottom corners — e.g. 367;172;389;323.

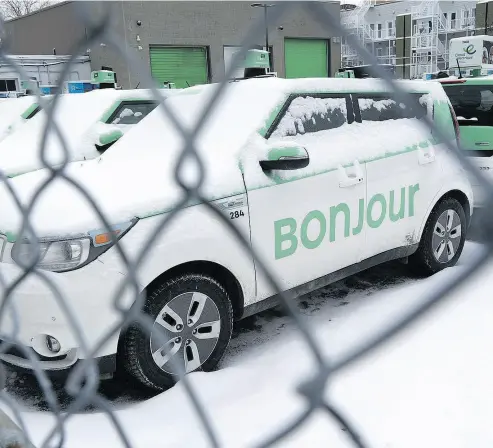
3;1;341;89
2;1;86;55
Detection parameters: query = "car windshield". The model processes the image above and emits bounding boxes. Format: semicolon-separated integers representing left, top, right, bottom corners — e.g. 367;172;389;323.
109;101;158;125
443;84;493;126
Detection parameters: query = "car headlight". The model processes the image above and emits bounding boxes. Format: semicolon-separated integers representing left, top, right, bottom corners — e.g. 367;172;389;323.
8;219;137;273
11;238;91;272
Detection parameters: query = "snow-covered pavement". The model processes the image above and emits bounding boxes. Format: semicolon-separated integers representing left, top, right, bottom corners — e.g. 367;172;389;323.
3;234;493;448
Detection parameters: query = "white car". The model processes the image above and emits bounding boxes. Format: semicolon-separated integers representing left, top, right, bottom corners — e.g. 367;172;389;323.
0;88;180;178
0;77;472;390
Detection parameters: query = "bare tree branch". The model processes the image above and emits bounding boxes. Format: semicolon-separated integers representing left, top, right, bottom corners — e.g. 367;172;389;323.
0;0;52;20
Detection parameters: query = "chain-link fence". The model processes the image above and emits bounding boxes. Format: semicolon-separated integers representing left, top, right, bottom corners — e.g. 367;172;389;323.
0;1;491;447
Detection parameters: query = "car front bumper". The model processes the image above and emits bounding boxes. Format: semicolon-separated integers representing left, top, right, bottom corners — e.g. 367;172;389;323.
0;259;134;374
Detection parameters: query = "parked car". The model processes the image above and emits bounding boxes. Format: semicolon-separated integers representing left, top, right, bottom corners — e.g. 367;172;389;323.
0;77;472;390
439;76;493;207
0;88;180;177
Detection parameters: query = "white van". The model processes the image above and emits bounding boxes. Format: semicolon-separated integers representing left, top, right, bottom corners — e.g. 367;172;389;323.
0;77;472;390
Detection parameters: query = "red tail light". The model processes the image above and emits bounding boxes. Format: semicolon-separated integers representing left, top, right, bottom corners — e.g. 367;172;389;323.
439;78;467;84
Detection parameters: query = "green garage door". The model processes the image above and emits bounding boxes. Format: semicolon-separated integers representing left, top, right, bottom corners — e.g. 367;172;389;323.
149;46;208;88
284;39;329;79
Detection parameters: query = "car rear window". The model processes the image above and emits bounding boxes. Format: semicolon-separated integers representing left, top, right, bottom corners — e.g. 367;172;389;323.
442;84;493;127
354;93;429;122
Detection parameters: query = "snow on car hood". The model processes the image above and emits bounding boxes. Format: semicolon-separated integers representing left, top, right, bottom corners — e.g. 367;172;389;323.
0;79;287;238
0;96;40;143
0;77;449;239
0;88;177;178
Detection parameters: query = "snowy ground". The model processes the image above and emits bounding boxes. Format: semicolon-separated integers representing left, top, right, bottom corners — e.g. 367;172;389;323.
2;218;492;447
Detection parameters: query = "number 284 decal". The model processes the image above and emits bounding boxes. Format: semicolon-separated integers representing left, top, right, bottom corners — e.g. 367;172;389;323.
230;210;245;219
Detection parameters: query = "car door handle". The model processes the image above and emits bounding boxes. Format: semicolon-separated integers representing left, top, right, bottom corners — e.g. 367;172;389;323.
475;142;490;147
418;146;435;165
338;161;364;188
339;175;364;188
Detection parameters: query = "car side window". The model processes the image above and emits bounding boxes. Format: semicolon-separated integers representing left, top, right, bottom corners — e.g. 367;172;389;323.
269;95;349;139
355;93;428;122
109;101;158;125
442;84;493;126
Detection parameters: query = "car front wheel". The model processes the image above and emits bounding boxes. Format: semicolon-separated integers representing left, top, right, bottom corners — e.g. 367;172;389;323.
409;197;466;276
120;273;233;390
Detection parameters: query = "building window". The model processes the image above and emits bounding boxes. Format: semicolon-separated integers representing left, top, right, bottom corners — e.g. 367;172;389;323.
377;23;382;39
0;79;17;92
387;21;394;38
451;12;457;29
370;23;375;39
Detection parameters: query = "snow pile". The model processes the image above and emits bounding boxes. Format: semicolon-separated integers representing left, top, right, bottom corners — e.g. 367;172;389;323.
11;242;493;447
0;96;39;142
358;98;394;111
0;77;449;239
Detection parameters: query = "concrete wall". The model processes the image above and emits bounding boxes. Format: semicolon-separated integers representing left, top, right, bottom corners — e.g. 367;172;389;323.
4;1;341;89
2;2;86;55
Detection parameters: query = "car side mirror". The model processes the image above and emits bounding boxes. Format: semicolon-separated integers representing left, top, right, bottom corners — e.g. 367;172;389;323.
95;128;124;153
259;142;309;171
98;128;123;147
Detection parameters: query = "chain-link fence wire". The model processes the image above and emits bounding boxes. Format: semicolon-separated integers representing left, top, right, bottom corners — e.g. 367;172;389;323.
0;1;491;447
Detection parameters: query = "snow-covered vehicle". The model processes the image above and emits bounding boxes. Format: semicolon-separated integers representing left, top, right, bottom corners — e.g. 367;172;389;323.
439;76;493;207
0;77;473;390
0;88;180;177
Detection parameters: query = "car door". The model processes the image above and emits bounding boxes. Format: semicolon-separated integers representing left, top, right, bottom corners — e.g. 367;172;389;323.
242;93;368;300
441;81;493;204
353;92;441;259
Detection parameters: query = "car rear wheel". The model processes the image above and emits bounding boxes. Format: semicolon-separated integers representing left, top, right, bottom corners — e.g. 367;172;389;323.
120;273;233;390
409;197;466;276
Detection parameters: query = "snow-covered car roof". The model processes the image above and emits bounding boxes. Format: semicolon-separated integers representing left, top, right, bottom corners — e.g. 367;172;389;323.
0;77;448;238
0;88;180;177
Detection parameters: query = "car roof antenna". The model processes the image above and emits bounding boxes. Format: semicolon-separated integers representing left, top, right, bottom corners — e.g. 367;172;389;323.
456;58;463;79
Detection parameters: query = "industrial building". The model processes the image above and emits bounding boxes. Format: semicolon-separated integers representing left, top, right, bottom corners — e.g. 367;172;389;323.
0;54;91;95
341;0;481;79
1;1;341;91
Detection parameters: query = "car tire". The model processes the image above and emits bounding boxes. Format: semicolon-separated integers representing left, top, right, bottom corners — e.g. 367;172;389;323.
409;197;466;276
120;273;233;391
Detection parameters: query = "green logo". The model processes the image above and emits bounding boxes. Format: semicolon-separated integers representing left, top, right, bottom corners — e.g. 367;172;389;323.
464;44;476;55
274;184;420;260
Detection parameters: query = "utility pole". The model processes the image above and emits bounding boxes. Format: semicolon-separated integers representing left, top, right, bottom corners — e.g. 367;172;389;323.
251;3;275;69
